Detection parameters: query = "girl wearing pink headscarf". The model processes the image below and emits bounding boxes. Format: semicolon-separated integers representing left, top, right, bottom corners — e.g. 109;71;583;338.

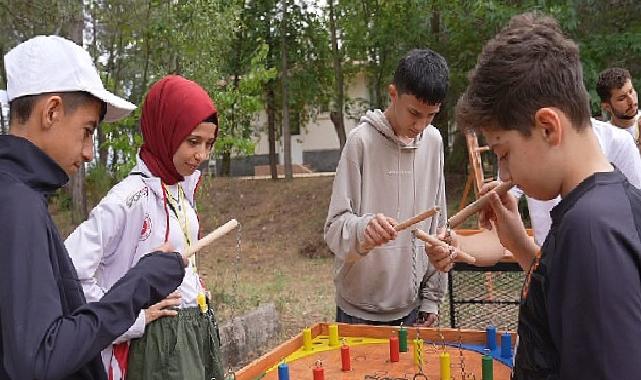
66;75;224;380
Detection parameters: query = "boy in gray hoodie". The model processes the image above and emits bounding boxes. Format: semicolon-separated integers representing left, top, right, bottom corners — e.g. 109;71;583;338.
324;49;449;326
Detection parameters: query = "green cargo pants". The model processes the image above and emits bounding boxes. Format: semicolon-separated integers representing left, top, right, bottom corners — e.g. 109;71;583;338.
128;307;224;380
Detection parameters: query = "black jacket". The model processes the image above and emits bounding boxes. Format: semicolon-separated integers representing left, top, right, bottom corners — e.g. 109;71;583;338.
0;135;185;380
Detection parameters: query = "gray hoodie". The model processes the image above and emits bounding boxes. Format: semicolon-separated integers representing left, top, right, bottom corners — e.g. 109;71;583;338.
325;109;448;322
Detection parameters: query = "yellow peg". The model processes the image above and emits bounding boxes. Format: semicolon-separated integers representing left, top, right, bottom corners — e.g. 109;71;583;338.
303;328;313;351
197;292;208;314
328;324;340;346
439;351;451;379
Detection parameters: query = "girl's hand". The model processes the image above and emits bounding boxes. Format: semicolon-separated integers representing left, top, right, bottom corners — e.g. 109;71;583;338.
144;291;182;324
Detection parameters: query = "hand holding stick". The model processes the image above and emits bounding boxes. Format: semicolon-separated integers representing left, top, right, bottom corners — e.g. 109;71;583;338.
184;219;239;259
446;181;513;229
413;228;477;265
359;207;440;253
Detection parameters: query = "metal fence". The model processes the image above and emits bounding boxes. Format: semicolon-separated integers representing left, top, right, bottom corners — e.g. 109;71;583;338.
438;262;523;331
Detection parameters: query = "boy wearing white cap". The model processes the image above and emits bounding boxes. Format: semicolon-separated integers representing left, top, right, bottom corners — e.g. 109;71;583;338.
0;35;186;380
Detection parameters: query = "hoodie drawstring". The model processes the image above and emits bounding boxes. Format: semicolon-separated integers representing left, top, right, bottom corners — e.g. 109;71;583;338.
411;148;419;297
396;145;401;220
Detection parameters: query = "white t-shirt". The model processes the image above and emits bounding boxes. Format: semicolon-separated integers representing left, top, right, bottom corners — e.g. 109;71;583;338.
526;118;641;245
609;111;640;143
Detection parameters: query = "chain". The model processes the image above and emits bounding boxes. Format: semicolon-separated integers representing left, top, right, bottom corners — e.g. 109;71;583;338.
231;222;242;320
415;329;425;376
411;232;419;297
455;327;476;380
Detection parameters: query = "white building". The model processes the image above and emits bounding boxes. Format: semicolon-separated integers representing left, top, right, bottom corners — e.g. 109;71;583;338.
224;72;372;176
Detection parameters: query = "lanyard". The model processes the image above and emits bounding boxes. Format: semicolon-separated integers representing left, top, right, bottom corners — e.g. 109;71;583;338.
162;183;192;247
162;183;208;313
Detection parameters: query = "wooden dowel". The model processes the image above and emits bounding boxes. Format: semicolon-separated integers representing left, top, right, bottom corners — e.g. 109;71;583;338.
413;228;476;265
447;181;513;229
184;219;239;259
394;207;440;231
358;207;440;253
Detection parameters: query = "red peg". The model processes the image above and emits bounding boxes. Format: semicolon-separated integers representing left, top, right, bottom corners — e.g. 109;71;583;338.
389;335;400;362
312;362;325;380
341;344;351;371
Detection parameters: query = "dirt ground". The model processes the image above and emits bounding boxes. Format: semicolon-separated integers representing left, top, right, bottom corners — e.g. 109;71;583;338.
195;175;337;338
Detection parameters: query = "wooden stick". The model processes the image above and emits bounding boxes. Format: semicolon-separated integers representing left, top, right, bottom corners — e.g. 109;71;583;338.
358;207;440;253
447;181;513;229
184;219;239;259
413;228;477;264
394;207;440;231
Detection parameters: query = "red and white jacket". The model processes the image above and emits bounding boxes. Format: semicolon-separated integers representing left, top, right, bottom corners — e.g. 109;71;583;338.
65;155;204;379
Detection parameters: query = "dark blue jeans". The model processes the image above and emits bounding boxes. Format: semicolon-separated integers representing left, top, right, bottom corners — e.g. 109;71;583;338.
336;305;419;326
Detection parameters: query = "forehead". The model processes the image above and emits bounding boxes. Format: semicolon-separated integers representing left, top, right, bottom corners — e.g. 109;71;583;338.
610;79;635;97
189;122;217;137
398;93;441;113
480;128;521;148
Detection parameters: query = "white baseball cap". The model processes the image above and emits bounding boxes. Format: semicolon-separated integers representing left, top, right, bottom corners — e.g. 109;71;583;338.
4;35;135;122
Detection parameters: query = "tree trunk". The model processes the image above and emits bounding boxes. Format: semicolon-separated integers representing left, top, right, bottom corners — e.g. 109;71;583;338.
434;107;449;157
69;3;88;223
219;0;248;178
222;151;231;177
430;8;449;156
328;0;346;151
90;2;109;169
1;44;6;133
137;0;153;102
266;82;278;179
103;32;117;172
280;0;292;180
265;16;278;180
373;46;389;110
0;43;6;94
0;101;6;135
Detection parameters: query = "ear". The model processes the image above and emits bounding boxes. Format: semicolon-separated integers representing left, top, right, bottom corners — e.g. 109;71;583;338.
40;95;64;131
388;84;398;104
533;107;562;146
601;101;612;115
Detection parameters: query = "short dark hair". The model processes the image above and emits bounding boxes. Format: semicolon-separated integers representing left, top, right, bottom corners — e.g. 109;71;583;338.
596;67;632;102
9;91;106;125
456;12;591;136
393;49;449;105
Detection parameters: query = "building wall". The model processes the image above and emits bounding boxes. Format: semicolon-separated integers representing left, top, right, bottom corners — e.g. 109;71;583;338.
250;72;371;172
211;154;274;177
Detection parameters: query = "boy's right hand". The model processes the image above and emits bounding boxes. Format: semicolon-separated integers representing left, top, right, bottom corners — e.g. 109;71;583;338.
144;291;182;324
363;213;398;249
479;181;529;254
152;242;189;267
423;232;456;273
